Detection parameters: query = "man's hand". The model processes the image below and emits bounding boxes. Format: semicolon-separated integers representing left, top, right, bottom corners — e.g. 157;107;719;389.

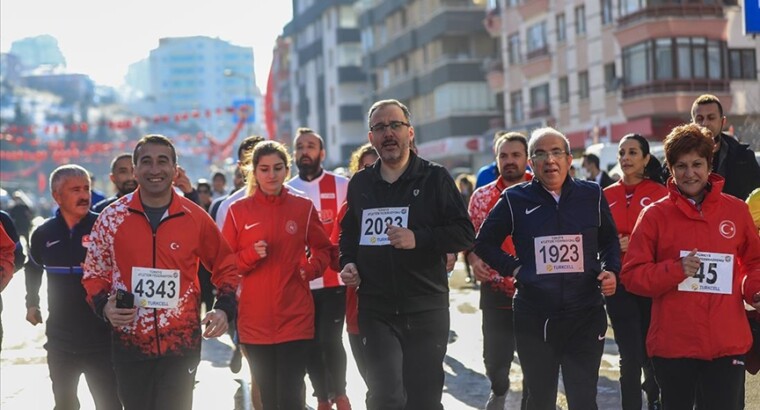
202;309;228;339
173;166;193;194
467;252;493;282
446;253;457;272
254;240;268;259
340;263;360;287
618;234;629;253
681;249;701;278
104;293;137;327
26;306;42;325
387;225;415;249
598;271;616;296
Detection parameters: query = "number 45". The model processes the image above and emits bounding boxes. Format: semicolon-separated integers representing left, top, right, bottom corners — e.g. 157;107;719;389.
693;262;717;285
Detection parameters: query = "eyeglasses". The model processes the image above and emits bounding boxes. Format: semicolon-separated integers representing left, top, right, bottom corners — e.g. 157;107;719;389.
531;149;568;162
370;121;411;133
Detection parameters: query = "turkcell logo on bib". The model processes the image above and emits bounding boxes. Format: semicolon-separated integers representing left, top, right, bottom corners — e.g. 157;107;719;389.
359;207;409;246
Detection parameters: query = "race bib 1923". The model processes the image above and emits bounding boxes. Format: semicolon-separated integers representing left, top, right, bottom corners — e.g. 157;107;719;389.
534;235;584;275
132;267;180;308
359;207;409;246
677;251;734;295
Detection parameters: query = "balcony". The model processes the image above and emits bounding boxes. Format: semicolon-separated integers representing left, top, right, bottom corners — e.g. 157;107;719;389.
529;107;551;119
622;79;729;100
620;80;731;118
617;3;723;28
482;58;504;91
516;0;549;20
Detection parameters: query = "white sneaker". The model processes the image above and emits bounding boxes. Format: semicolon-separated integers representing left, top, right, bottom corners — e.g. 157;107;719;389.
484;392;506;410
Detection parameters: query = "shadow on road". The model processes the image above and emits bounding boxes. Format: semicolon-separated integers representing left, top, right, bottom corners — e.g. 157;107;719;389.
443;355;491;407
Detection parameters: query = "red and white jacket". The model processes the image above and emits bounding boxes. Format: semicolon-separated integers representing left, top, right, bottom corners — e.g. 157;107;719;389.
223;187;332;344
82;190;239;362
468;173;532;307
287;171;349;289
604;179;668;259
621;175;760;360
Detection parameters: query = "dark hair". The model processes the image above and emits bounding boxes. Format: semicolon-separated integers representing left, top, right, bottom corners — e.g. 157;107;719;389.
619;134;665;184
691;94;724;118
212;172;226;182
133;134;177;164
237;135;266;161
582;153;601;169
493;131;528;155
294;127;324;150
664;124;714;170
196;181;211;193
110;153;132;173
367;99;411;129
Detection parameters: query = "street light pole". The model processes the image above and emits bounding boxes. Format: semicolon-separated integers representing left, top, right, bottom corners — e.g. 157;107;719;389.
223;68;253;137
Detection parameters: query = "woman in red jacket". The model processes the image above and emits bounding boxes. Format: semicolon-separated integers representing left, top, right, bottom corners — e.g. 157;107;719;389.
603;134;667;410
621;124;760;410
223;141;332;409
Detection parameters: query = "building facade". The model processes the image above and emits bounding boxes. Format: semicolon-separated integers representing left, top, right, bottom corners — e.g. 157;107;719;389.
483;0;759;150
266;36;294;146
357;0;500;169
284;0;369;167
147;36;259;139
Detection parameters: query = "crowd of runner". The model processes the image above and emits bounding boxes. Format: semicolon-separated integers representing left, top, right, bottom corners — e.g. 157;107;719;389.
1;94;760;410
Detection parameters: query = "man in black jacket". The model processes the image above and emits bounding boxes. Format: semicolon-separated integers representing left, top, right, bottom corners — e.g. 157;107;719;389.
339;99;475;409
691;94;760;200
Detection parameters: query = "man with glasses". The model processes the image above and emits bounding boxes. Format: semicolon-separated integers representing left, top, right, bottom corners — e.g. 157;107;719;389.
340;99;474;409
474;127;619;409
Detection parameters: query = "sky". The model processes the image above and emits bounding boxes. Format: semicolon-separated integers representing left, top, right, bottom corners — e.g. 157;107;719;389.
0;0;293;89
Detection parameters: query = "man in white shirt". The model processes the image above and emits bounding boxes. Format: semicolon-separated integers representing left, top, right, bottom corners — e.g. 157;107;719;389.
286;128;351;410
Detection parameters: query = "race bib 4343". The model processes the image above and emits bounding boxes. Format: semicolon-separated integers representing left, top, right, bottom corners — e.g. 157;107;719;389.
132;267;180;308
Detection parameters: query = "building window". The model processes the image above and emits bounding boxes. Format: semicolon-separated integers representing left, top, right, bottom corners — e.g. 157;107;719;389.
508;33;521;65
619;0;644;17
527;21;547;58
559;76;569;103
729;49;757;79
578;71;589;99
655;38;673;80
601;0;613;25
604;63;617;92
530;83;550;117
623;37;727;86
575;6;586;35
556;13;566;43
510;90;524;124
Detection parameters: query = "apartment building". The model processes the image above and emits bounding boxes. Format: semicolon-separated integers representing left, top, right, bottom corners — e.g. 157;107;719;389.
358;0;501;168
266;36;294;145
147;36;259;139
483;0;759;150
284;0;368;166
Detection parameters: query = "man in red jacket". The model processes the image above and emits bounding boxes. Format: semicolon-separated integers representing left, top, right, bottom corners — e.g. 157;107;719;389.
467;131;531;409
83;134;239;410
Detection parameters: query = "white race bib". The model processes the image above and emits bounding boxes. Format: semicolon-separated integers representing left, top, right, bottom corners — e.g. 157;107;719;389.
132;267;180;308
534;235;584;275
678;251;734;295
359;207;409;246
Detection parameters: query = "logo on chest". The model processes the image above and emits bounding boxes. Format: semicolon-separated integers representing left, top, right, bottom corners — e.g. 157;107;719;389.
718;220;736;239
285;220;298;235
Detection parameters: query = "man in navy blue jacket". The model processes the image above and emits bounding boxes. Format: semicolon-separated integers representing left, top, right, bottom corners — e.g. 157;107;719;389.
474;127;620;410
26;164;120;410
